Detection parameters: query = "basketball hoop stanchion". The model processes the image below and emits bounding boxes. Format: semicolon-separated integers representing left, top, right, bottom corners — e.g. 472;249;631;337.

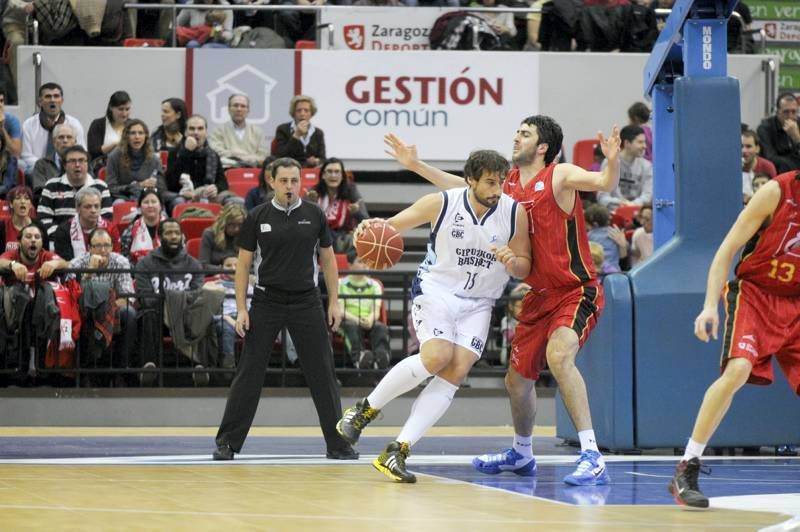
643;0;740;248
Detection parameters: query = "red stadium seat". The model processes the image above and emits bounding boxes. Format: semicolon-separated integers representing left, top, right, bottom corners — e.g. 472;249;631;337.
123;38;166;47
295;40;316;49
172;202;222;220
225;167;260;198
159;151;169;170
335;253;349;272
180;217;214;240
301;168;320;190
97;167;107;181
186;237;202;259
111;201;139;224
572;138;600;171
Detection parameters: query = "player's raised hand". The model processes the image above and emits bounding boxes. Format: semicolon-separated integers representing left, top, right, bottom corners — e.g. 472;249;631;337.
599;126;621;164
384;133;419;169
694;307;719;342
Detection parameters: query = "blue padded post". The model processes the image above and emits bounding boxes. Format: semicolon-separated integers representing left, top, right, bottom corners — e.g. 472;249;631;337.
555;273;634;450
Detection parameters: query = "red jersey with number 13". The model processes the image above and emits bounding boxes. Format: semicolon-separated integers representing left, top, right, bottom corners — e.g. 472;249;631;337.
503;164;597;290
735;171;800;297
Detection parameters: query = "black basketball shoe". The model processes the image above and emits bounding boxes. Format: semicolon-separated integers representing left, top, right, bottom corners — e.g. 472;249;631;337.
668;457;710;508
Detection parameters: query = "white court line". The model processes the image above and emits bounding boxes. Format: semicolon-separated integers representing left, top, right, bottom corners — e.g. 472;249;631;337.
628;472;800;483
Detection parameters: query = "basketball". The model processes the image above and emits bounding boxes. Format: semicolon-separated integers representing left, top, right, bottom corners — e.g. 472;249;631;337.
354;220;404;270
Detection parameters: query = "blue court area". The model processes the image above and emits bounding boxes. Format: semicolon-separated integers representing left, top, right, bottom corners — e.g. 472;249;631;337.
2;434;798;511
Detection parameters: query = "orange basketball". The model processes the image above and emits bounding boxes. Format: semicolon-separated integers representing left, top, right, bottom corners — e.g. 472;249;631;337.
354;220;404;270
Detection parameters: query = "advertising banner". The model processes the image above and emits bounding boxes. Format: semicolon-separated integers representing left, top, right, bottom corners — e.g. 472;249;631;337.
319;7;456;51
191;49;296;139
301;50;539;162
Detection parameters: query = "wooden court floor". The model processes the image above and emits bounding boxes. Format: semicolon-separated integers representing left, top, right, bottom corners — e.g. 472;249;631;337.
0;427;795;531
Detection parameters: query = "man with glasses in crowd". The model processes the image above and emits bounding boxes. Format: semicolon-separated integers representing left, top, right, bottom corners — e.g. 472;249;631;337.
37;146;113;236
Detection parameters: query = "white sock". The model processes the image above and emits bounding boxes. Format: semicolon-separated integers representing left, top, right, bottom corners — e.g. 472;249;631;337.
367;354;432;410
578;429;600;453
513;435;533;459
396;376;458;447
682;438;706;462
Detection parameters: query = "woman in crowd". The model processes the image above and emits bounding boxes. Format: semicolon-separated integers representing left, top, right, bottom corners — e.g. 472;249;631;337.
0;131;18;199
87;91;132;172
120;187;165;264
151;98;187;152
106;119;168;203
305;157;368;253
199;202;246;267
0;186;45;253
244;159;274;211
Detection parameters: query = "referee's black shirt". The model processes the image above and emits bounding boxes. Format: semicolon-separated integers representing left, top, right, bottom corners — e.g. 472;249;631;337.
239;198;332;291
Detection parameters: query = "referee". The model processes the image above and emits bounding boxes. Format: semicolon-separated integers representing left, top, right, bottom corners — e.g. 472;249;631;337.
213;157;358;460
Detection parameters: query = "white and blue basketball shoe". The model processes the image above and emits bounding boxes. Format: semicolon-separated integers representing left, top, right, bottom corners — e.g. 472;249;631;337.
563;449;610;486
472;448;537;476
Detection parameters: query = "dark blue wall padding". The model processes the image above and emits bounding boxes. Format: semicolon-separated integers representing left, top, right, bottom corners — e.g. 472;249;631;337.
555;273;634;450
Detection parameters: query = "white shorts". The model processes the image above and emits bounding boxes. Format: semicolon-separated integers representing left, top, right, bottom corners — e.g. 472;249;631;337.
411;288;493;358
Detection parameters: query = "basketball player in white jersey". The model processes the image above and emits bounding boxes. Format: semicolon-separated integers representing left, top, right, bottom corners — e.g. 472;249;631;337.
336;149;531;483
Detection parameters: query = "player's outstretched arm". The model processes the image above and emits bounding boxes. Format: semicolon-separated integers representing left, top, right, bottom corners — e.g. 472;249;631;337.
554;126;621;194
494;205;532;279
384;133;463;190
694;179;781;342
386;192;444;234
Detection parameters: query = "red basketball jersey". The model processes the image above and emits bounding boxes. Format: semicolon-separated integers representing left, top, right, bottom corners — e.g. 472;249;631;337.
735;171;800;297
503;164;597;290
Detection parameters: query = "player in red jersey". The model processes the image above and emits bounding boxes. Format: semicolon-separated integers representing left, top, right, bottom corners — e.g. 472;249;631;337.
384;115;621;485
669;170;800;508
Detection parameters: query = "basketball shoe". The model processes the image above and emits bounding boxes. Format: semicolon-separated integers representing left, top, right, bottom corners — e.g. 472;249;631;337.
472;448;537;476
668;457;709;508
563;449;610;486
373;440;416;483
336;398;380;445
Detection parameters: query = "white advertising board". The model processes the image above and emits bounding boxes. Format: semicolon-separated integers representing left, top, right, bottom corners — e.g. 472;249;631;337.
319;7;456;51
301;50;539;162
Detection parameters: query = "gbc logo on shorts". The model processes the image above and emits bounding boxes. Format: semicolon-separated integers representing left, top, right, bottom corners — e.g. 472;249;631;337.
471;337;484;352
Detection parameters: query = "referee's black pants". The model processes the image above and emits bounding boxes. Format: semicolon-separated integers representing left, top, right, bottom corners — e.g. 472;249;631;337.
215;286;350;453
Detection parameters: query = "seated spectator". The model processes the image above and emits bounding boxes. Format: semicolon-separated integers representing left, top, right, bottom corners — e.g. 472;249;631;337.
209;94;268;169
69;228;137;387
87;91;132;173
524;0;546;50
106;119;170;203
135;218;219;386
757;93;800;173
598;125;652;209
338;249;390;370
499;283;530;366
630;203;653;266
244;160;275;211
151;98;187;152
589;240;619;277
470;0;517;45
627;101;652;161
273;95;325;168
276;0;318;44
204;253;250;371
0;90;22;198
38;146;113;235
585;203;628;272
199;203;246;267
0;223;67;286
121;187;165;265
20;82;86;175
165;115;240;206
51;187;121;261
742;129;777;203
1;2;30;99
0;186;47;253
176;1;232;48
29;123;77;203
305;157;368;253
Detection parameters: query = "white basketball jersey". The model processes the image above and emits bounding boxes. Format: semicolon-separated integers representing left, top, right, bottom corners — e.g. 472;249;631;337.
412;187;519;300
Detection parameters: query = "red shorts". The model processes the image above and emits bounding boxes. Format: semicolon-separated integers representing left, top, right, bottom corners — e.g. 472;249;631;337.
721;280;800;395
510;283;604;381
